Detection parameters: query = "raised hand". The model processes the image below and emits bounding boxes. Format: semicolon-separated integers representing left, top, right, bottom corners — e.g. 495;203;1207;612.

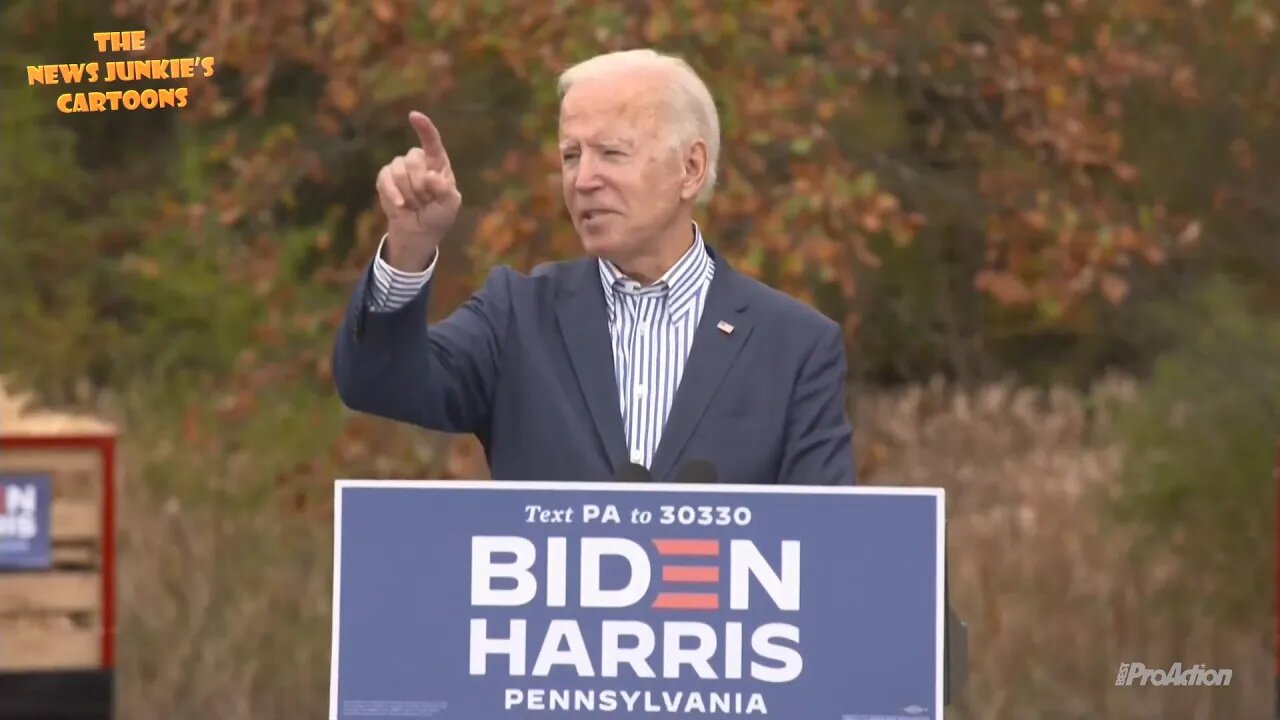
375;111;462;271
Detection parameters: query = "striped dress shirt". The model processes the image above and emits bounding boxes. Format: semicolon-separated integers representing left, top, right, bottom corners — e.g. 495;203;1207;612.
367;225;715;469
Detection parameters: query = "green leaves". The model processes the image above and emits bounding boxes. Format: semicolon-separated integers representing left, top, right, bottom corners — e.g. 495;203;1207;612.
1109;275;1280;624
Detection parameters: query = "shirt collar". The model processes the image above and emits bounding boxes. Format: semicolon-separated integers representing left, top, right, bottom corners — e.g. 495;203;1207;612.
599;223;713;324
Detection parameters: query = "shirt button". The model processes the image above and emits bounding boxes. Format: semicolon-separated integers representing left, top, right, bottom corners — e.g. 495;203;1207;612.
631;450;643;464
635;384;646;398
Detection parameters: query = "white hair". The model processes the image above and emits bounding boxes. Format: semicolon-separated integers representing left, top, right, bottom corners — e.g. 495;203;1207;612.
557;49;721;205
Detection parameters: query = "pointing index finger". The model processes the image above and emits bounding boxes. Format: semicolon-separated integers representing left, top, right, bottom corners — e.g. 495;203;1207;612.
409;111;448;162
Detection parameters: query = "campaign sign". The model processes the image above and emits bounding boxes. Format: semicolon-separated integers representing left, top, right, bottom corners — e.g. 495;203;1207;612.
0;474;52;570
330;481;945;720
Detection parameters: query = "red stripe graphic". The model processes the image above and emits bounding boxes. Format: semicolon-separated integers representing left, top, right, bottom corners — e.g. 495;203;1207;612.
651;539;721;610
652;592;719;610
652;539;719;556
662;565;719;583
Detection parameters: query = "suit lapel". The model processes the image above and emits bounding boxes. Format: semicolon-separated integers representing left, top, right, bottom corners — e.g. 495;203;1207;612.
555;261;629;474
649;256;753;483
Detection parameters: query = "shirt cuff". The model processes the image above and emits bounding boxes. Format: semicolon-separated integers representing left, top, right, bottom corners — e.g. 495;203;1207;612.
367;234;438;312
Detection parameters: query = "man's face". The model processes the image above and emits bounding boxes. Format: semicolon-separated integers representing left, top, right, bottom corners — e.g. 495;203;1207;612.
558;73;686;264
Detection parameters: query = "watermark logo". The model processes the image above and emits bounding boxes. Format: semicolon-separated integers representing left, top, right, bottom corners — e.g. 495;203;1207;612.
1115;662;1232;687
26;30;217;114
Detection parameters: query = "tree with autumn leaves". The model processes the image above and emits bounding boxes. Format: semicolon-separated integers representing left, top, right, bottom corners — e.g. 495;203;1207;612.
7;0;1275;395
4;0;1276;531
2;0;1275;492
2;0;1277;717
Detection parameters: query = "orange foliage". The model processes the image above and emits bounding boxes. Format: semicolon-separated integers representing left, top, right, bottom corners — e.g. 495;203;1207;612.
112;0;1202;322
91;0;1220;475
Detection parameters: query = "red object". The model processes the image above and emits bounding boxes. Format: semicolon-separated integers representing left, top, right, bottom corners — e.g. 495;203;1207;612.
662;565;720;583
652;539;720;556
651;592;719;610
0;433;117;670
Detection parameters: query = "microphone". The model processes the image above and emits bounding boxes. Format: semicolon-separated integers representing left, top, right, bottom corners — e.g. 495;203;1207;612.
674;459;718;484
613;462;652;483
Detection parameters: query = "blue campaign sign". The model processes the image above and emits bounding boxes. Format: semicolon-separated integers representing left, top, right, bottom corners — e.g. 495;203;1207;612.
0;474;52;570
330;481;945;720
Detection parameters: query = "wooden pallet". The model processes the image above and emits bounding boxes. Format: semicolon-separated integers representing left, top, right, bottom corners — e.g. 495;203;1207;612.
0;445;108;672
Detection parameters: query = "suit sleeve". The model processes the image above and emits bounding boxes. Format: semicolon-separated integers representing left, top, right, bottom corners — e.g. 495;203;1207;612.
332;260;512;436
778;320;857;485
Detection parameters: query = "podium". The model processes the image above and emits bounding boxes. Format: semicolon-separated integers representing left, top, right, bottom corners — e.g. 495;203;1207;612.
329;479;966;720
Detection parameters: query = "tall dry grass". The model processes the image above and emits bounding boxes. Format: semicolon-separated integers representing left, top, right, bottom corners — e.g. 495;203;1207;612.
858;377;1271;719
107;378;1271;719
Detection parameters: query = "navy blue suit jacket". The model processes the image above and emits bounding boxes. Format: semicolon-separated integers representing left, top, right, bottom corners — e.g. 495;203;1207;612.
332;245;856;485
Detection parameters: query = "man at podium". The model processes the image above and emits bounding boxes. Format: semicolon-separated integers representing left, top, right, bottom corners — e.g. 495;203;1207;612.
332;48;856;486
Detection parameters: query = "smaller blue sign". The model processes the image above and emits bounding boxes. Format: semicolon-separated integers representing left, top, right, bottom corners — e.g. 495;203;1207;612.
0;474;52;570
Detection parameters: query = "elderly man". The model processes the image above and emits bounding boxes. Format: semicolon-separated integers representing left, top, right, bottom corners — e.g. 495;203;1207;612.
332;49;856;485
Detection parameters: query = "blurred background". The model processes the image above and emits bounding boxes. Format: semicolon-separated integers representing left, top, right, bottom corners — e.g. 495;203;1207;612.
1;0;1276;717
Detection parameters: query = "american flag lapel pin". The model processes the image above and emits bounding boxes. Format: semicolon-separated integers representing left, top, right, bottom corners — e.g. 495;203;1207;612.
716;320;735;335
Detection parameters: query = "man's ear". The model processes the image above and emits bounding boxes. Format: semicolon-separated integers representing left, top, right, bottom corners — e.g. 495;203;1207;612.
679;140;709;202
